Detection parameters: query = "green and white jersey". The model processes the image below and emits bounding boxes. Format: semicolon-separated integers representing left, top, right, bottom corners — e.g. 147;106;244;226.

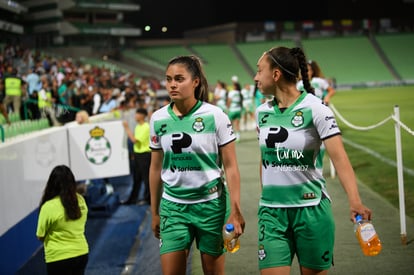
227;90;243;113
214;87;227;112
255;92;340;208
297;77;330;100
241;85;254;110
150;100;236;204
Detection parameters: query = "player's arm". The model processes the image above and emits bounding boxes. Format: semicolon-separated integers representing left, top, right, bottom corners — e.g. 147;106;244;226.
323;85;335;105
220;141;245;236
324;135;371;222
149;149;163;238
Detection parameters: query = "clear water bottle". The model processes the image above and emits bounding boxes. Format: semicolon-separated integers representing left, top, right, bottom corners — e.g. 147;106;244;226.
354;214;382;256
223;223;240;253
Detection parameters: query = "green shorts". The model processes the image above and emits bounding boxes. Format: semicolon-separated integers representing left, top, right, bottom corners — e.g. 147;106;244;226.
159;189;229;256
228;110;242;120
242;102;254;114
257;197;335;270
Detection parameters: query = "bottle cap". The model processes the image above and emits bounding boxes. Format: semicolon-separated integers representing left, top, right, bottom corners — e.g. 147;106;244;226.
355;214;362;222
225;223;234;232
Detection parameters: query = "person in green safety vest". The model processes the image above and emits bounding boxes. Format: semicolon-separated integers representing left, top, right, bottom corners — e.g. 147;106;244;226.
38;78;59;126
3;66;26;118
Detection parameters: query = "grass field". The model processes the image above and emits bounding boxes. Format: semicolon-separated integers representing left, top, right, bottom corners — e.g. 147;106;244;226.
330;85;414;219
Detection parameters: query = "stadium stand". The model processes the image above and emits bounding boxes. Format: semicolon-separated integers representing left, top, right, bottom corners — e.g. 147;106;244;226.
133;45;192;66
235;39;298;78
375;33;414;81
128;35;412;89
189;43;254;86
300;36;396;87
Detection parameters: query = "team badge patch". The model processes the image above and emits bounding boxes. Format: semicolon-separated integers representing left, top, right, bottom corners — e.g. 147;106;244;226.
192;117;205;132
291;111;304;127
258;244;266;260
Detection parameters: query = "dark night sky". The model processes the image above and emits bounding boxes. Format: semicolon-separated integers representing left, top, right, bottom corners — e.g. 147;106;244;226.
124;0;413;38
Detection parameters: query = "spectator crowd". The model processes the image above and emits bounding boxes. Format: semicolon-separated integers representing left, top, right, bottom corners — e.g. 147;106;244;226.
0;42;163;127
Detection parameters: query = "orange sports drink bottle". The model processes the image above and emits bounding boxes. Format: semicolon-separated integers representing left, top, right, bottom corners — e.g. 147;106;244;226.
223;223;240;253
354;214;382;256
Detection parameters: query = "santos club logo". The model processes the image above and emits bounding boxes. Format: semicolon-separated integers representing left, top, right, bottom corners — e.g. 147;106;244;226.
85;126;111;165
